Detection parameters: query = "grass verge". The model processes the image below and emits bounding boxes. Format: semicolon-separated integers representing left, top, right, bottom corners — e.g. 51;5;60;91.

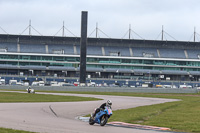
39;91;200;133
1;91;200;132
0;128;35;133
0;92;100;103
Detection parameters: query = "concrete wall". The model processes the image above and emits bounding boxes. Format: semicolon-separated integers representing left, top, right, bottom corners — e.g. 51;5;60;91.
0;85;199;94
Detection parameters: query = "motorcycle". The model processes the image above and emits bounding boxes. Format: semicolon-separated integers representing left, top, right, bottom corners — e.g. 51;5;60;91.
89;106;112;126
26;88;35;94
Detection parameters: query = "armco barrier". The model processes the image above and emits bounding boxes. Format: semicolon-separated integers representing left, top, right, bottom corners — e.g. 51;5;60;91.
0;85;198;93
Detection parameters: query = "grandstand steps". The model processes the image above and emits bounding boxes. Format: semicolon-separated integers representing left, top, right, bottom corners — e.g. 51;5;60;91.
17;43;20;53
157;49;161;58
74;45;77;55
184;50;188;59
102;47;105;56
129;48;133;56
45;44;49;54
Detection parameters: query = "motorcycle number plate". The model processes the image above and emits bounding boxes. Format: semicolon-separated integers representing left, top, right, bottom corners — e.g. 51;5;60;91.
108;109;112;114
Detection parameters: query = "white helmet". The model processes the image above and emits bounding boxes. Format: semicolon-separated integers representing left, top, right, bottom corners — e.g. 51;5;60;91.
106;100;112;106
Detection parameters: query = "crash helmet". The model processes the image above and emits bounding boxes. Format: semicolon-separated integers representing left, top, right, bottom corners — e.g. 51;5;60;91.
106;100;112;106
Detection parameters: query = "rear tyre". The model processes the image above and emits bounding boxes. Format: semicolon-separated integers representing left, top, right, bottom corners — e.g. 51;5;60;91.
100;115;108;126
89;117;95;125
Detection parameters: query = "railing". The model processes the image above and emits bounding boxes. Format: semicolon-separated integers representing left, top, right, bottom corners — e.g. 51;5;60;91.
0;74;200;83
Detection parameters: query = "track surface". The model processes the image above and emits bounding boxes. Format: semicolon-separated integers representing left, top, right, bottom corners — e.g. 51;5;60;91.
0;91;179;133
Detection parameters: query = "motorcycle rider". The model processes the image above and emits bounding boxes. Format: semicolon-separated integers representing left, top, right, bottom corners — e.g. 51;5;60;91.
27;86;31;93
27;86;35;94
92;100;112;118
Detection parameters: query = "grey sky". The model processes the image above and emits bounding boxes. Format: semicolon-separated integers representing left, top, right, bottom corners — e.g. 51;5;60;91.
0;0;200;41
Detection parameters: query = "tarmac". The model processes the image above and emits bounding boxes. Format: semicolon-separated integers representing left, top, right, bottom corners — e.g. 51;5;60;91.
0;91;180;133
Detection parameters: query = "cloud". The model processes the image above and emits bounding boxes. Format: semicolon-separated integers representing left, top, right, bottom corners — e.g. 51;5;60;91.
0;0;200;41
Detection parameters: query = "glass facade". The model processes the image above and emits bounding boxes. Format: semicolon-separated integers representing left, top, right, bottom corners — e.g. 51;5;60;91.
0;54;200;72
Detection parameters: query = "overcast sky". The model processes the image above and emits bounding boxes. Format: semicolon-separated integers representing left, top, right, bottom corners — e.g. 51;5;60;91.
0;0;200;41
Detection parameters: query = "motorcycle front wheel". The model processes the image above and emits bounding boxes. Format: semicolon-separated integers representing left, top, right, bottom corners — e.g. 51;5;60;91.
89;117;95;125
100;115;108;126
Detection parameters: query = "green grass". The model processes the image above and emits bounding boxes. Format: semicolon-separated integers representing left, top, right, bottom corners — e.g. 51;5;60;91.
0;128;35;133
1;91;200;132
0;92;100;103
41;91;200;133
107;93;200;133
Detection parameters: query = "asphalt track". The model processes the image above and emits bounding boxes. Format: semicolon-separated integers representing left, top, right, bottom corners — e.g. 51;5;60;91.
0;91;179;133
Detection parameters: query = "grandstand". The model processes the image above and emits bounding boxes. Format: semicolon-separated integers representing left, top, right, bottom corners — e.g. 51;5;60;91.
0;34;200;83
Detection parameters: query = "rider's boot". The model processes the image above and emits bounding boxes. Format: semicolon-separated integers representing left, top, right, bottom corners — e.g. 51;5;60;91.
91;113;95;120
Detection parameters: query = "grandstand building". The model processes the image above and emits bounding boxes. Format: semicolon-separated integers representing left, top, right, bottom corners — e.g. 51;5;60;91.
0;34;200;82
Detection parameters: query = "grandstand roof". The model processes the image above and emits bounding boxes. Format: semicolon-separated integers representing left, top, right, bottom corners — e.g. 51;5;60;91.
0;34;200;49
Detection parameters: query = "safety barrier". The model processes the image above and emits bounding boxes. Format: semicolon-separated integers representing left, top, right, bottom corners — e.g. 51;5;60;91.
0;85;198;93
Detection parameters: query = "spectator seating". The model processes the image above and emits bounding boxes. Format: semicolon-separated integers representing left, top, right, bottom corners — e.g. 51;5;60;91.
159;48;185;59
0;43;17;52
104;46;130;57
187;49;200;59
20;43;46;53
48;44;74;55
132;47;158;58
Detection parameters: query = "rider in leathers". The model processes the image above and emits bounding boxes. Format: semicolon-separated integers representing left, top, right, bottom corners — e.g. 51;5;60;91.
92;100;112;118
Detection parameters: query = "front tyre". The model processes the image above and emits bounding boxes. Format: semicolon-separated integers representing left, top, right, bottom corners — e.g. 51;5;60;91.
89;117;95;125
100;115;108;126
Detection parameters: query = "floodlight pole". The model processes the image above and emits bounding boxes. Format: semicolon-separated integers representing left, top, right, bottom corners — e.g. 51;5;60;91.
96;22;98;38
62;21;65;37
79;11;88;86
161;25;164;41
129;24;131;39
29;20;31;36
194;27;196;42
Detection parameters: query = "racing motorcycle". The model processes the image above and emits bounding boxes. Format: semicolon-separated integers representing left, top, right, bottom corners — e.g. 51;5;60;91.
89;106;112;126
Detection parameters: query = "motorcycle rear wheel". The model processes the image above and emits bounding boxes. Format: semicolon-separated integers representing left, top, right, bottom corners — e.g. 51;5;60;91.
100;115;108;126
